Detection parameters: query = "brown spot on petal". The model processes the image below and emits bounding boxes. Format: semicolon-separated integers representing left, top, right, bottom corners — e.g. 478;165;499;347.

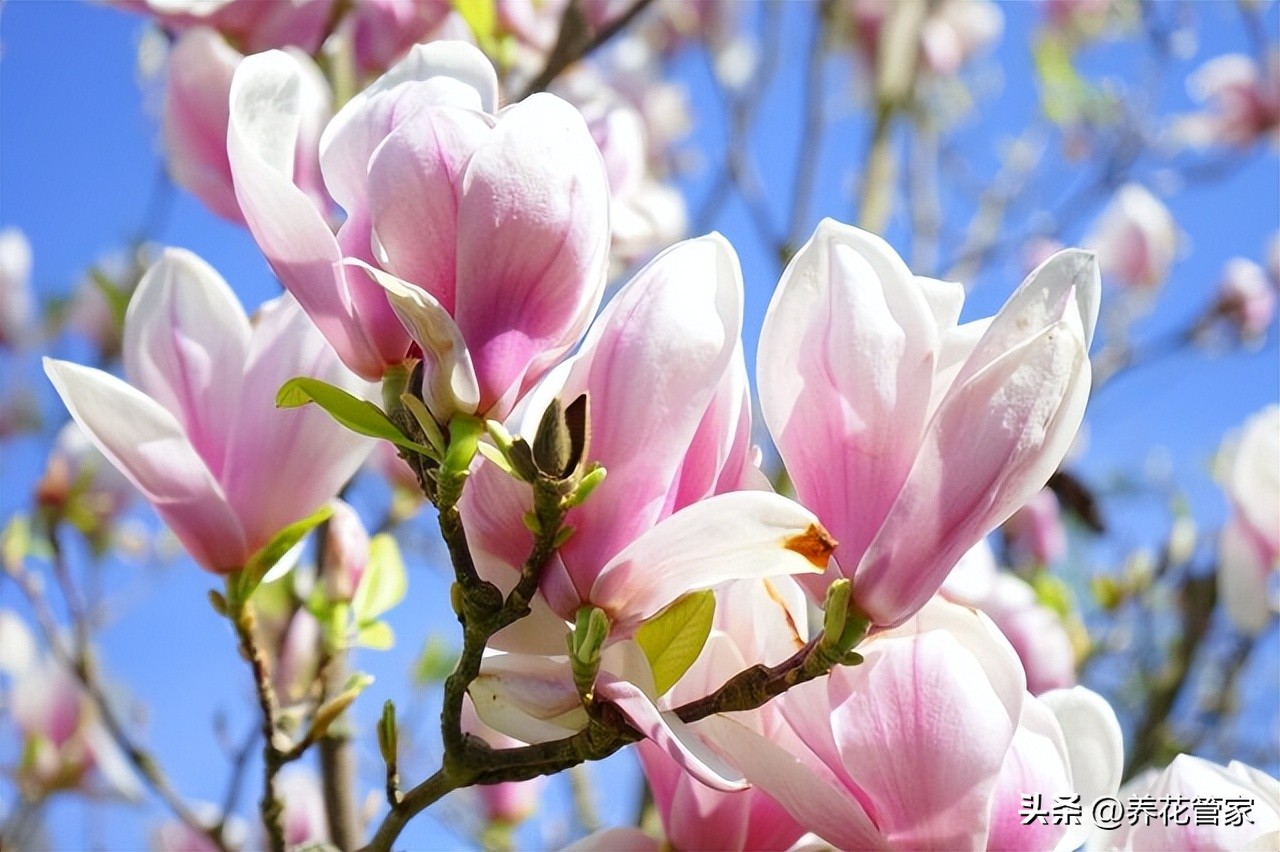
784;524;837;569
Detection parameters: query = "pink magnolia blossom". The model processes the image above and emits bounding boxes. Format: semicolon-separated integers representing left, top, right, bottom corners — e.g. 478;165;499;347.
1085;184;1178;292
275;767;330;847
117;0;333;54
845;0;1003;77
9;654;142;800
164;27;331;225
759;218;1098;627
1215;257;1277;342
701;599;1122;851
1181;51;1280;149
1217;405;1280;634
151;804;248;852
44;249;374;574
228;42;611;422
1090;754;1280;850
1004;487;1068;566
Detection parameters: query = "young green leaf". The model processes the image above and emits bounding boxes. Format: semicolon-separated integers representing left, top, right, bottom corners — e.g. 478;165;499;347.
355;620;395;650
276;376;434;456
230;503;334;607
634;589;716;697
352;534;407;623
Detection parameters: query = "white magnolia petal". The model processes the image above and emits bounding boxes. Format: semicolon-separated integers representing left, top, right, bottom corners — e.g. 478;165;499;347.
229;51;384;380
589;491;832;627
595;675;747;792
470;654;588;744
320;41;497;212
347;260;480;419
1040;686;1124;852
956;249;1100;391
699;714;887;850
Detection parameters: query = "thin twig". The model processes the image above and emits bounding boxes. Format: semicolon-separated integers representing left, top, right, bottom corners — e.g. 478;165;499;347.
519;0;657;99
230;602;287;852
6;554;227;851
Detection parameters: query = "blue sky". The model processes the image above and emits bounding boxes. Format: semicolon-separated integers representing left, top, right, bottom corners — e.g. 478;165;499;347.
1;1;1277;848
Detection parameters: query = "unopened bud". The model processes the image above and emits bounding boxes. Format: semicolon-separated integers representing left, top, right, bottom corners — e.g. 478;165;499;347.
568;606;610;700
323;500;370;603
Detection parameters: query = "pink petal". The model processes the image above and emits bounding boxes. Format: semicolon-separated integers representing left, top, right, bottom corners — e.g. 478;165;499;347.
758;219;938;585
122;248;250;474
220;295;376;552
44;359;247;572
455;92;610;414
229;50;390;380
556;234;743;581
366;105;492;312
589;491;832;628
856;315;1090;627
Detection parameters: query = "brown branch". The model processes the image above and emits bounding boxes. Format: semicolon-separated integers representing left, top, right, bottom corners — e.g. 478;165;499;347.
519;0;657;99
229;602;287;852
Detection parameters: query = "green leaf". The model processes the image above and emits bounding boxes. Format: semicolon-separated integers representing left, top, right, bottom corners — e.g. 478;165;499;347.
1032;573;1074;621
413;634;458;685
355;620;395;650
453;0;498;50
230;503;334;607
352;533;407;622
276;376;434;456
2;514;32;572
635;590;716;697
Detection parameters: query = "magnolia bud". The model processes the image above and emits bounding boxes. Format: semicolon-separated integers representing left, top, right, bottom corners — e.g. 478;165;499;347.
322;500;370;603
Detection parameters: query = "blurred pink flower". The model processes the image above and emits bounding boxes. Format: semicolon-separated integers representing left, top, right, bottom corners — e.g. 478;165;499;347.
943;541;1077;695
1004;487;1068;566
1182;51;1280;149
45;249;374;573
1217;405;1280;634
164;28;332;225
1085;183;1178;292
1215;257;1277;342
0;227;33;349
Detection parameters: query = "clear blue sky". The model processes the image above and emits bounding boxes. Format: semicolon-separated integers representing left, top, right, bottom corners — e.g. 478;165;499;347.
1;1;1277;848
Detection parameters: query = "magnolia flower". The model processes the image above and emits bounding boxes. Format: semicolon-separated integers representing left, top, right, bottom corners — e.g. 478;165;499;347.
1217;405;1280;634
844;0;1003;77
701;599;1123;851
36;422;137;547
151;803;249;852
0;226;33;349
228;41;611;425
1090;754;1280;851
759;218;1098;627
1085;184;1178;292
1214;257;1277;343
9;654;142;800
44;249;374;573
164;27;331;225
1181;51;1280;149
943;541;1077;695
